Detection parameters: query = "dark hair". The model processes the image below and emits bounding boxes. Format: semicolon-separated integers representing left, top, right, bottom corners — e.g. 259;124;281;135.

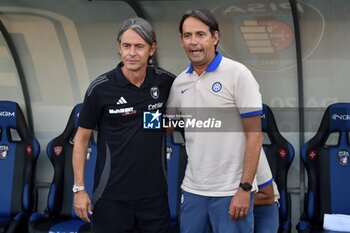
117;17;157;46
179;9;220;37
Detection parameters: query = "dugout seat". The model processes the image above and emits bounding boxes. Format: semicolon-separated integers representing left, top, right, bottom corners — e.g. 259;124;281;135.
166;130;187;232
28;103;97;233
0;101;40;233
297;103;350;233
261;104;295;233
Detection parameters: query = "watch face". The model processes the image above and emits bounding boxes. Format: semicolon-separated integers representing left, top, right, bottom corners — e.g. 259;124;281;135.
73;185;84;193
240;182;252;191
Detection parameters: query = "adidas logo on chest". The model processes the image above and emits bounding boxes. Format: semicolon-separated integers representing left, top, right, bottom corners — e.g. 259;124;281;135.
117;97;127;105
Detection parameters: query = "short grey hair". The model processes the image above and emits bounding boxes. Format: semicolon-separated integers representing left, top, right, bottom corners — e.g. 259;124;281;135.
117;17;157;46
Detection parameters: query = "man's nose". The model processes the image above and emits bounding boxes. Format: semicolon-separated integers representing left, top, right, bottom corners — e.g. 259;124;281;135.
129;46;136;56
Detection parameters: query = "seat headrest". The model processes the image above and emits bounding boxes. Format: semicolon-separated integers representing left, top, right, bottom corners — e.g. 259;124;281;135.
261;104;281;134
0;101;17;129
72;104;82;129
54;103;83;146
324;102;350;132
0;101;33;142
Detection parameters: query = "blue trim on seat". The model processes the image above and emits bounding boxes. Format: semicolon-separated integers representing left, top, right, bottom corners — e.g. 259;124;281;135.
74;104;82;128
329;140;350;214
0;143;16;217
166;136;180;226
279;189;287;217
23;184;29;211
32;138;40;160
29;213;48;221
0;101;17;217
46;140;53;159
287;142;295;163
300;143;308;163
281;220;290;230
297;220;310;230
14;212;23;221
262;146;267;155
261;105;268;131
48;184;56;211
307;192;314;218
49;219;86;233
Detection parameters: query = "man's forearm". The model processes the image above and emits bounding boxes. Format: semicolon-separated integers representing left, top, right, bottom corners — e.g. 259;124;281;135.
241;132;263;184
72;127;92;185
73;144;87;185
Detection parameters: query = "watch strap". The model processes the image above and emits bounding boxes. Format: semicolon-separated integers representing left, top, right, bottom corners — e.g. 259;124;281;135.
72;184;85;193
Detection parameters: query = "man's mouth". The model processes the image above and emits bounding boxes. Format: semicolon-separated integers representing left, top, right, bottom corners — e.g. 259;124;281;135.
189;49;203;55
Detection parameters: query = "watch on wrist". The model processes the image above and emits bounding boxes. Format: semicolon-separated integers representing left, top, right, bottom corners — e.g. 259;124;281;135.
239;182;252;192
72;184;85;193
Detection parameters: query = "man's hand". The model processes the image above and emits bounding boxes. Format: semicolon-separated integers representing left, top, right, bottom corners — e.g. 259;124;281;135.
74;190;92;222
229;189;251;220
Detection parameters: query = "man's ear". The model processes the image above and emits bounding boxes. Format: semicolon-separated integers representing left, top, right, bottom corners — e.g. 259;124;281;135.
117;43;121;57
150;42;157;57
180;34;184;47
213;31;220;46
